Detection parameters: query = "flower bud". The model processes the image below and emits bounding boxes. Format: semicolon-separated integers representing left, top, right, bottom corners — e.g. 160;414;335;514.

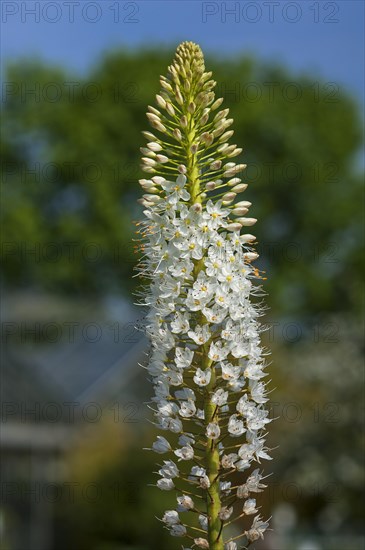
210;160;222;170
240;234;256;243
244;252;259;261
166;102;175;117
156;154;169;164
232;183;248;193
211;97;224;110
238;218;257;226
147;142;162;152
173;128;182;141
142;131;157;140
152;176;166;185
156;94;166;109
232;207;248;216
226;222;243;232
222;192;236;202
218;130;234;143
180;115;188;128
235;200;252;208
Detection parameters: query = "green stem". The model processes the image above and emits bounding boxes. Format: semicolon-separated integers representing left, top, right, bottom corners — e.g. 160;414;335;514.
204;365;224;549
184;99;224;549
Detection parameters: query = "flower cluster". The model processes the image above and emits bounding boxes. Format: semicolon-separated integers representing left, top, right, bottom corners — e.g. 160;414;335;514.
136;42;271;549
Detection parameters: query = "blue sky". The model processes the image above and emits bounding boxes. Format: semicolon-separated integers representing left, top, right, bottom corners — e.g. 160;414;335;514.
1;0;364;103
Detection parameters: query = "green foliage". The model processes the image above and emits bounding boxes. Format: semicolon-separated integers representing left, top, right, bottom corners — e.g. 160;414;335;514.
1;50;363;316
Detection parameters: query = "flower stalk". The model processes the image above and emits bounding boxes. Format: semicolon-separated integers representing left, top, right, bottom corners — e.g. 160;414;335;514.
136;41;271;549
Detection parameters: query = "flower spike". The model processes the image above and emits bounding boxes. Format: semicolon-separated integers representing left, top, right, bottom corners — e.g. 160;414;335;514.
136;41;271;549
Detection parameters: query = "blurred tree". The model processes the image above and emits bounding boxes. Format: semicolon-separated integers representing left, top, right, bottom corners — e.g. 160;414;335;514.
1;50;363;316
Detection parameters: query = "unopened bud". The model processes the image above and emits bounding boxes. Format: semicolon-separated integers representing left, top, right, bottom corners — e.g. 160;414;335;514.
214;108;229;123
235;201;251;208
160;79;173;92
222;192;236;202
191;203;203;213
142;157;156;166
240;234;256;243
211;97;224;110
155;94;166;109
140;147;155;157
218;130;234;143
156;154;169;164
227;147;243;157
238;218;257;226
210;160;222;170
173;128;182;141
142;131;156;141
148;106;161;116
226;223;243;232
166;103;175;117
152;176;166;185
232;183;248;193
232;207;249;216
180;115;188;128
175;89;184;105
227;177;241;186
147;142;162;152
244;252;259;261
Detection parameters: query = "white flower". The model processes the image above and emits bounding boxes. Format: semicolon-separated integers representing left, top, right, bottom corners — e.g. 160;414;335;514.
221;362;241;380
206;422;220;439
228;414;246;436
178;433;195;446
243;498;257;515
193;368;212;387
171;311;190;334
170;523;187;537
220;481;232;496
175;346;194;369
179;400;197;418
159;416;183;433
211;388;229;406
162;510;180;525
225;543;237;550
174;444;194;461
175;387;196;402
164;370;183;386
157;478;175;490
246;469;267;493
198;514;208;531
219;506;233;521
177;494;194;511
161;174;190;202
205;256;223;276
203;200;230;229
209;340;231;362
202;303;228;323
188;324;211;345
249;380;268;403
245;515;269;541
194;538;209;549
158;460;179;479
221;453;239;469
214;286;231;308
152;436;171;454
236;394;256;416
